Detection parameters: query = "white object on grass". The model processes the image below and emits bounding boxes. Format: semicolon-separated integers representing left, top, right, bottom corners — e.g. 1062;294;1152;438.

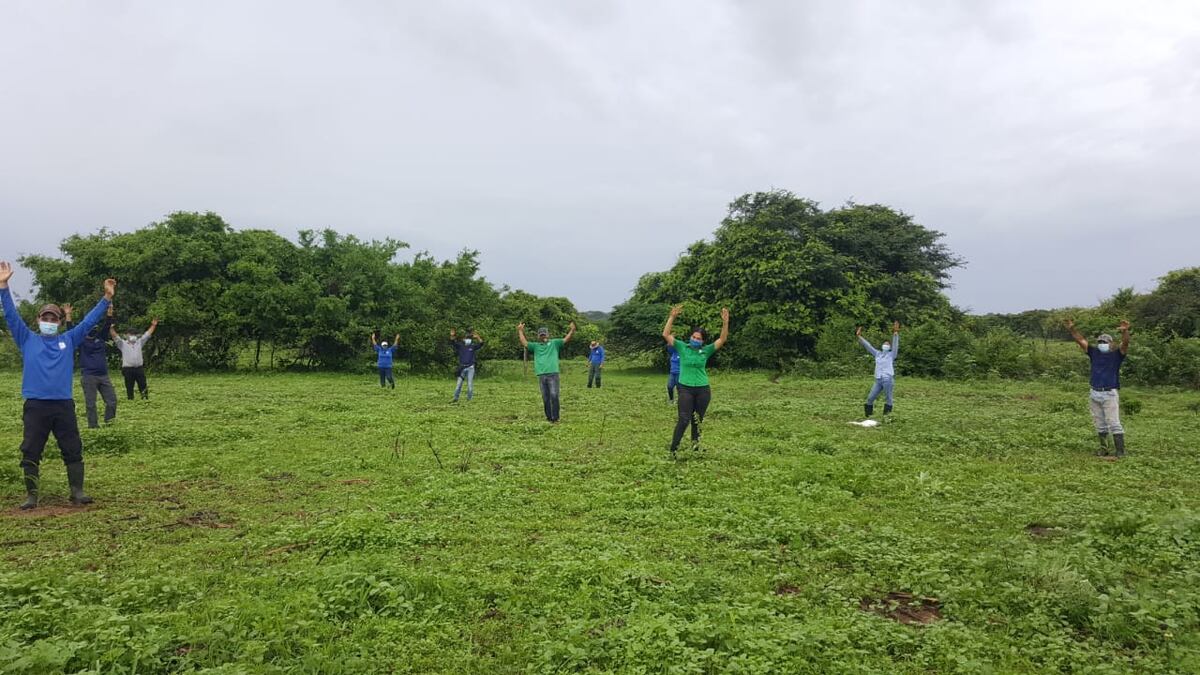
849;419;880;428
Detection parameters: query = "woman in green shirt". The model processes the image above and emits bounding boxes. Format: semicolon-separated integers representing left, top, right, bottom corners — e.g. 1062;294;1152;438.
661;304;730;458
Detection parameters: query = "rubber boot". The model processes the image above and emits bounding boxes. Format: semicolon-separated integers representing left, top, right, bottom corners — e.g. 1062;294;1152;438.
1096;432;1110;457
66;462;93;505
19;463;38;510
883;404;893;415
864;403;873;418
1113;434;1126;458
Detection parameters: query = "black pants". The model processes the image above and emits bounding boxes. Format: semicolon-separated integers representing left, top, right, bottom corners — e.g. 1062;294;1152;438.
538;374;560;421
587;363;602;388
379;367;395;388
671;384;711;451
122;367;148;400
20;400;84;470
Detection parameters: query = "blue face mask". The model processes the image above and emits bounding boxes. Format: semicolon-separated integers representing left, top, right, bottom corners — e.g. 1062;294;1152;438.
689;338;703;348
1097;343;1111;353
38;321;59;336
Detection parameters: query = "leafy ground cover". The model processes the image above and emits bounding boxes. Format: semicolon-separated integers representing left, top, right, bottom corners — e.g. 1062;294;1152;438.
1;364;1199;673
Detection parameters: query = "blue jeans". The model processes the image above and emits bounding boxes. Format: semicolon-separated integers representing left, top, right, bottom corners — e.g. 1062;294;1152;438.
667;372;679;399
379;367;394;388
454;365;475;401
866;377;894;406
538;373;560;421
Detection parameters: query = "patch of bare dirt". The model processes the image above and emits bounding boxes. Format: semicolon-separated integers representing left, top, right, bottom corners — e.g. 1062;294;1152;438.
775;583;801;596
165;510;234;529
263;472;295;482
339;478;372;486
4;503;94;518
1026;523;1065;538
860;591;942;625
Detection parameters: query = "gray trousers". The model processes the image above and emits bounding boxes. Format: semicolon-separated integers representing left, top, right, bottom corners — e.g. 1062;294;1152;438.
1089;389;1124;434
81;372;117;428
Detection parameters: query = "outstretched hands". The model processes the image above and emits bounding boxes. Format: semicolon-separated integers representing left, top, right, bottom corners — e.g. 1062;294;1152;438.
1064;318;1075;330
0;261;12;287
855;326;863;337
893;320;900;333
720;307;730;323
1119;319;1131;332
103;278;116;299
669;304;683;319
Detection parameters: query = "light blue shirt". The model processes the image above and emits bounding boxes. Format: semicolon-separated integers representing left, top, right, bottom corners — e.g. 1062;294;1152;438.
858;333;899;379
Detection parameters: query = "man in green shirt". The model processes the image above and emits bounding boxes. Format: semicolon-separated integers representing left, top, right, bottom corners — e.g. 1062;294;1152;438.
518;321;576;422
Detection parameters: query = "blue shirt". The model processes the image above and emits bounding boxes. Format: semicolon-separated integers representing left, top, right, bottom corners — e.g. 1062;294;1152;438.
68;317;113;376
454;340;483;366
667;345;680;374
1087;345;1124;389
375;345;396;368
589;345;605;364
2;288;111;400
859;333;899;379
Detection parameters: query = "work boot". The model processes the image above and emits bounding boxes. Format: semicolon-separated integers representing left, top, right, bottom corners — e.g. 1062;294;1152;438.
141;389;149;400
883;404;893;416
864;403;874;418
19;464;38;510
1096;432;1110;457
1113;434;1126;458
66;462;94;505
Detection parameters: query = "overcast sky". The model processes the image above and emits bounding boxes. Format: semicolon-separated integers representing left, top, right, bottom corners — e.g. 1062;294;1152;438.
1;0;1197;313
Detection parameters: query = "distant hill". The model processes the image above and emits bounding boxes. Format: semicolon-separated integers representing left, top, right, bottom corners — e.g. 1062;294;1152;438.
581;310;611;322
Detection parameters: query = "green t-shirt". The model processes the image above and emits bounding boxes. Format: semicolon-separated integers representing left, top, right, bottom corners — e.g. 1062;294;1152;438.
674;339;717;387
527;338;565;375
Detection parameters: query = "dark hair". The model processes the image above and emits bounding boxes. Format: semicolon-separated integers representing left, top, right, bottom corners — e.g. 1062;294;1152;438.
690;326;708;340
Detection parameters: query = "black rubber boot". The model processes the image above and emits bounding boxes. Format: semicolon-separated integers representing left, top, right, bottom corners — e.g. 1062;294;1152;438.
883;404;893;415
66;462;93;505
19;463;38;511
1097;433;1110;457
1113;434;1126;458
864;403;874;418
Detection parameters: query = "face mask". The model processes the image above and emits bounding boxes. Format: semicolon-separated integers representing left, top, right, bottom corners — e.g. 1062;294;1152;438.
381;343;389;348
1097;343;1111;353
38;321;59;335
463;339;472;345
126;335;137;342
882;344;891;352
689;338;703;348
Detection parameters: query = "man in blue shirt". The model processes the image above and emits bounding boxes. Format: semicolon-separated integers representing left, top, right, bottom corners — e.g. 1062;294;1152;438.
856;321;900;418
371;332;399;389
0;261;115;509
1067;318;1131;458
666;344;681;401
64;303;117;428
587;340;605;388
449;327;484;402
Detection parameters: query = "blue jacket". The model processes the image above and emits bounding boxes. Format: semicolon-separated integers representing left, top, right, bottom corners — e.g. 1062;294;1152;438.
859;333;899;379
667;345;680;374
375;345;396;368
2;288;111;400
589;345;605;364
454;340;483;366
68;317;113;376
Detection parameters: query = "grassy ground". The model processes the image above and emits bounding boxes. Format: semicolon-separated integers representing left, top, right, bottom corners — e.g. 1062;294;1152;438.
1;363;1199;673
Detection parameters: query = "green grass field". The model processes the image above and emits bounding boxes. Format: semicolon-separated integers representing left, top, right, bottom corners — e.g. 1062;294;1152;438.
1;364;1199;673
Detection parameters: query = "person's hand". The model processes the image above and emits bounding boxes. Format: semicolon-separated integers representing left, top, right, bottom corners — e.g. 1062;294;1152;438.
103;278;116;299
0;261;13;286
669;304;683;318
450;328;457;336
63;304;74;319
1065;318;1075;329
856;326;863;337
893;320;900;333
471;331;481;339
721;307;730;322
569;321;576;330
517;322;525;332
106;304;114;317
1119;320;1131;332
151;318;159;327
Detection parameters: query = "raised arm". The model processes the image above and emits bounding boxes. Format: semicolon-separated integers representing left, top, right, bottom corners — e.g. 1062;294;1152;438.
370;331;378;348
110;324;119;340
517;322;528;349
471;330;483;346
1065;319;1088;353
563;321;577;344
66;278;116;345
891;321;900;359
1119;320;1131;355
714;307;731;350
136;318;158;345
0;262;33;347
393;334;400;347
662;304;681;347
856;326;879;356
450;328;458;344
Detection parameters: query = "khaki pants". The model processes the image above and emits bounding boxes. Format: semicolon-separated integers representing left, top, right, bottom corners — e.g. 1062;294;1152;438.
1089;389;1124;435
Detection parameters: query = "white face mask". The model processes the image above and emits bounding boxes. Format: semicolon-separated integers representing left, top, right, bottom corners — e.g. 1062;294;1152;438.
38;321;59;335
881;343;891;352
463;339;472;345
381;342;389;348
1097;343;1111;353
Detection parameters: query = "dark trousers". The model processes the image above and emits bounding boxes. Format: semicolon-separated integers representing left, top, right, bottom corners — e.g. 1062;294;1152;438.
20;400;84;471
122;367;148;400
671;384;711;451
538;373;560;421
81;373;117;428
587;363;602;388
379;367;395;388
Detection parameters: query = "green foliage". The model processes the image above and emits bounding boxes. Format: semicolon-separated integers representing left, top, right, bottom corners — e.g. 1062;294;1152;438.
611;191;962;366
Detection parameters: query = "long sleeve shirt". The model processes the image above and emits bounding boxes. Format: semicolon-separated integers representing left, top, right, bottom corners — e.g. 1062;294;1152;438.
66;317;113;376
2;288;110;400
858;333;899;379
453;340;483;366
589;346;605;364
115;331;153;368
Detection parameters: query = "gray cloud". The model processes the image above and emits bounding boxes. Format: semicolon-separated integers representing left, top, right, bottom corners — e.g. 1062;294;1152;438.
1;0;1197;312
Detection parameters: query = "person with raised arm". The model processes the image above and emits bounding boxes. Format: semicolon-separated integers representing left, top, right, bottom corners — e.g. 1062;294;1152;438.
662;305;729;458
110;317;158;400
587;339;605;389
0;261;115;509
1066;318;1132;458
64;303;117;427
371;331;400;389
518;321;575;422
449;327;484;403
856;321;900;419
